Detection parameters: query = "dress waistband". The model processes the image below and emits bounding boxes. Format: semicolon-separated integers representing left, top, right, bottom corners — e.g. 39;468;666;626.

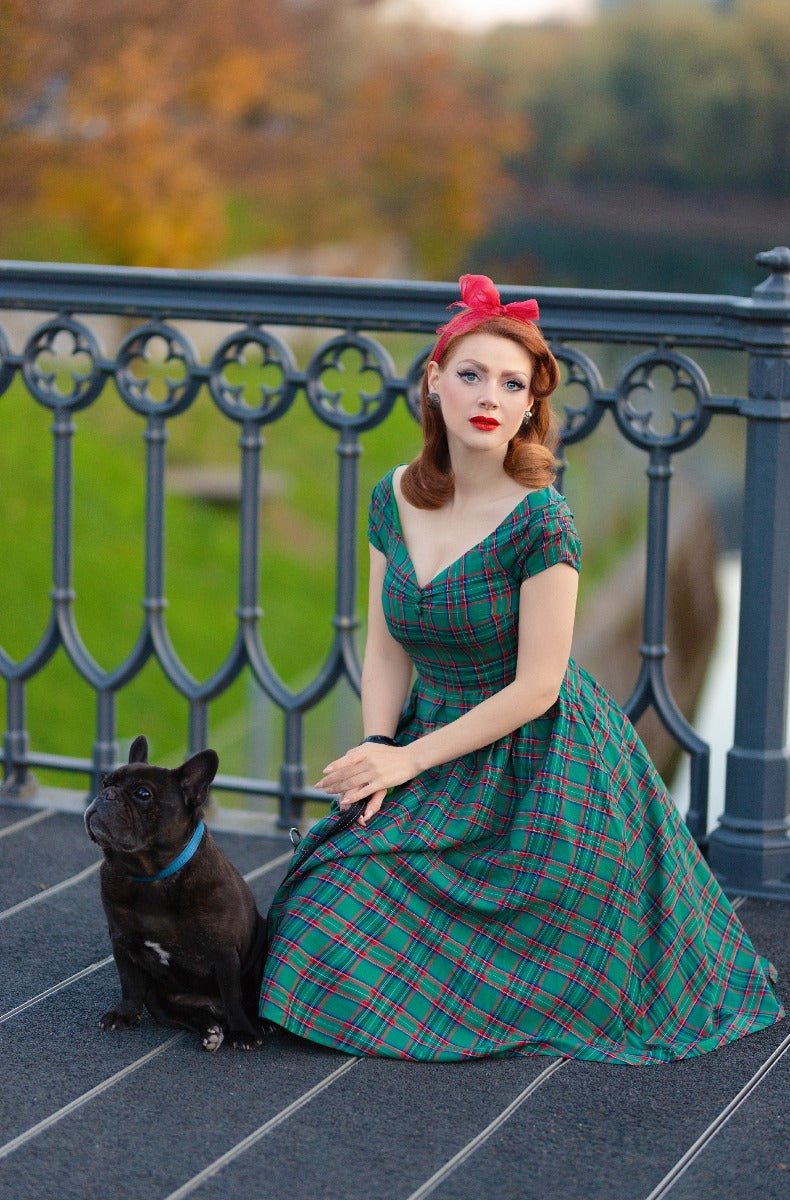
411;676;492;715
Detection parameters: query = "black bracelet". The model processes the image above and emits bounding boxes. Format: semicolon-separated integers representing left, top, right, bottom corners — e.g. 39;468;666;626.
363;734;397;746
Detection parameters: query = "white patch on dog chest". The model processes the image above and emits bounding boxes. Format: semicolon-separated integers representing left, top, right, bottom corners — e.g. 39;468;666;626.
144;940;171;966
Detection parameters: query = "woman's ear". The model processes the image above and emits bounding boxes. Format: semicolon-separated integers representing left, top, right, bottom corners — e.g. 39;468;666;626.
427;360;441;392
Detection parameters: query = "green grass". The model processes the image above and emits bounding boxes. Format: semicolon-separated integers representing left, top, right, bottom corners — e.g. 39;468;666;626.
0;358;422;797
0;215;104;265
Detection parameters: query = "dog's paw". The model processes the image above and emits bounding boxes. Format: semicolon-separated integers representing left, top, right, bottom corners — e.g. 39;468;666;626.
99;1009;141;1031
230;1030;263;1050
202;1024;225;1053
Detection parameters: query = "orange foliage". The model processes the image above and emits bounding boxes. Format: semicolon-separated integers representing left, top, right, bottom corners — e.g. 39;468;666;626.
188;46;317;123
39;121;225;268
338;45;530;275
0;0;530;273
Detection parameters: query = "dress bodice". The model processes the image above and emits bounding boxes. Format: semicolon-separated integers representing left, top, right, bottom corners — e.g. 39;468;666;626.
367;467;582;708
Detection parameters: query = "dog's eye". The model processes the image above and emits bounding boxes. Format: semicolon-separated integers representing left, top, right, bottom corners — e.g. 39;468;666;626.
134;786;153;803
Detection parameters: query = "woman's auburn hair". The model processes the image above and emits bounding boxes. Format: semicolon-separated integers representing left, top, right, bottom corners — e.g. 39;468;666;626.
400;315;561;510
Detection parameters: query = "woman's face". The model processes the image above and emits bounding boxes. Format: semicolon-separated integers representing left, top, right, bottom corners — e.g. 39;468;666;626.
427;332;534;455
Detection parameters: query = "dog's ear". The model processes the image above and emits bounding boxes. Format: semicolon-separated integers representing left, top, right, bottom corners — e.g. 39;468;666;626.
128;736;149;764
175;749;219;808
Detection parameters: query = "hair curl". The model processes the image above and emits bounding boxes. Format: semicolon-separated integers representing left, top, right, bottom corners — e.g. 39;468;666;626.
401;315;561;510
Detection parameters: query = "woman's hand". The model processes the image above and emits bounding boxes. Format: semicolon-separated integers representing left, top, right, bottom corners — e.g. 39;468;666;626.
315;742;419;827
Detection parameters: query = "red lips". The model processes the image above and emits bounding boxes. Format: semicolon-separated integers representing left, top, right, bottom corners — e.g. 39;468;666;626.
469;417;500;430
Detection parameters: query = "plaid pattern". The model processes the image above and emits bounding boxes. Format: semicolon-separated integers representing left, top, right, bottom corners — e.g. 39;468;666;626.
259;470;784;1063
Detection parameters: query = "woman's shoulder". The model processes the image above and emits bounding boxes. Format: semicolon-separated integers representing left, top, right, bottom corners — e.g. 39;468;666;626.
516;486;582;574
370;465;403;510
519;485;575;526
367;465;405;551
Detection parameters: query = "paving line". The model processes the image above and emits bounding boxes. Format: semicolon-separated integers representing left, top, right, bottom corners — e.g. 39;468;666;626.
0;852;290;1159
643;1029;790;1200
0;849;290;1024
0;859;102;922
0;955;115;1025
404;1057;568;1200
0;1034;184;1161
0;842;289;926
243;849;293;884
163;1057;359;1200
0;876;756;1182
0;809;56;840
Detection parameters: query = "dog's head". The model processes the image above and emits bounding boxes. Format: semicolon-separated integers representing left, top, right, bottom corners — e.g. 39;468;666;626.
84;735;219;857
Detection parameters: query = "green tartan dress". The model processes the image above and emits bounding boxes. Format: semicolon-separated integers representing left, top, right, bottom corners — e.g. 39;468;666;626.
259;469;783;1063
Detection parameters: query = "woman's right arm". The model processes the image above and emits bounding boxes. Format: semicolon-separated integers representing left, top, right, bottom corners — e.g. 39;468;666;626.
361;544;413;739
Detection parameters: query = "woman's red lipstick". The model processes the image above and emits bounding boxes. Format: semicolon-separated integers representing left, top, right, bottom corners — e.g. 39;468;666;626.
469;416;500;430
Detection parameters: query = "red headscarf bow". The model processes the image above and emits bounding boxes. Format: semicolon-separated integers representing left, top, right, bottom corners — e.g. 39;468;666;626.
433;274;540;362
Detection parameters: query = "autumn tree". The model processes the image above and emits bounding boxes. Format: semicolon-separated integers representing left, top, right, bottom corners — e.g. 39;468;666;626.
334;38;529;276
2;0;385;267
2;0;784;274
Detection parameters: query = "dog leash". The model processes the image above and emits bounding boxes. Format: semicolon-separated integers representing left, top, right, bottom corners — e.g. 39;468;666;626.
286;734;396;870
287;798;366;862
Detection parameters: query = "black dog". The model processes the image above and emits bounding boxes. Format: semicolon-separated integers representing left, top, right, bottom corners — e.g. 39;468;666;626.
84;736;267;1051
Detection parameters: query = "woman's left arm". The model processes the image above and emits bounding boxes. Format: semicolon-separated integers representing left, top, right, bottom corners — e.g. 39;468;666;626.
316;561;578;810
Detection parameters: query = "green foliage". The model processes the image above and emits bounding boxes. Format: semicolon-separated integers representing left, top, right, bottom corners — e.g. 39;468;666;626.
480;0;789;197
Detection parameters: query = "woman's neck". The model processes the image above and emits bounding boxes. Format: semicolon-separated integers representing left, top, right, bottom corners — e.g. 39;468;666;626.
446;445;512;508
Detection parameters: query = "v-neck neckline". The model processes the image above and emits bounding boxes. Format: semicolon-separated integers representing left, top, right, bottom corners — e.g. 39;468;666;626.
388;468;553;592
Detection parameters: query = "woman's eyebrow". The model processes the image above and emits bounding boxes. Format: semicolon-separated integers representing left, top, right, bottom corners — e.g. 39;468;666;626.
458;358;528;378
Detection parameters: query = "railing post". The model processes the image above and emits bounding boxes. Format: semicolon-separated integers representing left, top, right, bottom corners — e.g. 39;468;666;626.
1;681;35;797
708;248;790;898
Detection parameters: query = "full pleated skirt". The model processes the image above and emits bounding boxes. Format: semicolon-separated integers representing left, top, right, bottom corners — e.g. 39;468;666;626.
259;662;783;1063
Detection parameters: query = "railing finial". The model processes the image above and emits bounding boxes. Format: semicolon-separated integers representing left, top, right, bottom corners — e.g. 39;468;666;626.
753;246;790;301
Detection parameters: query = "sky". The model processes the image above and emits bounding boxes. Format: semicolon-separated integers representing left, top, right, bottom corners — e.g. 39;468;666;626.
381;0;596;30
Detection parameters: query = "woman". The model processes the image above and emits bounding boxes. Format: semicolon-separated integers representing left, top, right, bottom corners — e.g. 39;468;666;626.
259;275;783;1063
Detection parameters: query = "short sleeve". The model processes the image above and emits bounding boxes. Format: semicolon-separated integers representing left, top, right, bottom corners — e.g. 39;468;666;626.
518;499;582;580
367;470;393;554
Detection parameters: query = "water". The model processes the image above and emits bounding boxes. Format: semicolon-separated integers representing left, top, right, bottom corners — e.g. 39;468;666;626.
471;217;765;295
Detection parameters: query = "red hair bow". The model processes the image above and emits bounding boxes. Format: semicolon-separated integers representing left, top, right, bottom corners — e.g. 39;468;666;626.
433;274;540;361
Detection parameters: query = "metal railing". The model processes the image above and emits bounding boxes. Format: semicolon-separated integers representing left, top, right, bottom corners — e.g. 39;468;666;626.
0;248;788;898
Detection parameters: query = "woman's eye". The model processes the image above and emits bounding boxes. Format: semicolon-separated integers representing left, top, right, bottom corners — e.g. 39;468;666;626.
458;370;478;383
504;379;525;392
134;786;152;802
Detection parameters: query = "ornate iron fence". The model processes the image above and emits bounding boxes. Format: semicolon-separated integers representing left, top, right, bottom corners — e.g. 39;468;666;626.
0;249;788;898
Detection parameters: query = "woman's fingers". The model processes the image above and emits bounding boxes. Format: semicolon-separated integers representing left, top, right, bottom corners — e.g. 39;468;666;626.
338;788;372;810
317;765;373;795
358;790;386;827
316;744;415;801
320;766;371;793
315;749;371;792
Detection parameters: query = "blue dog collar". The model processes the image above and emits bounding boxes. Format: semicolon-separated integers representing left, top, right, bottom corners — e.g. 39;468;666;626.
128;820;206;883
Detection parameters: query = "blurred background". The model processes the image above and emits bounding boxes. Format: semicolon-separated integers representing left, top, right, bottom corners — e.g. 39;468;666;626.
1;0;786;287
0;0;787;821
